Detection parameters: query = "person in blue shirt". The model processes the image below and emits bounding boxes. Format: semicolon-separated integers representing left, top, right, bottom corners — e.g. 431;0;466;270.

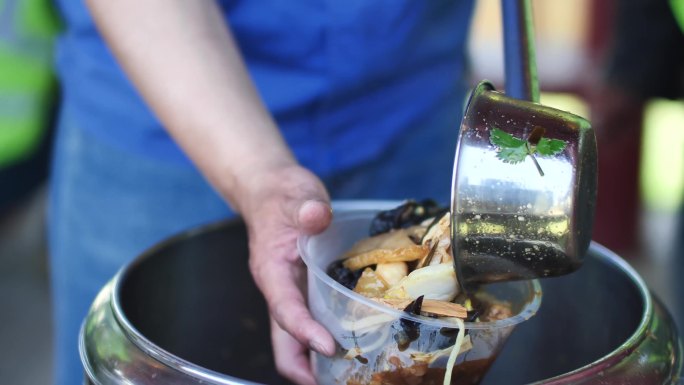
49;1;475;384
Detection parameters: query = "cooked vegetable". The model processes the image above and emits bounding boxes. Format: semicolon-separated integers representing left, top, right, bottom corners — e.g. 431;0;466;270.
419;212;453;266
444;318;465;385
384;263;459;301
324;201;513;385
343;245;429;271
354;268;389;297
375;262;408;286
374;298;467;318
420;212;450;246
344;227;421;258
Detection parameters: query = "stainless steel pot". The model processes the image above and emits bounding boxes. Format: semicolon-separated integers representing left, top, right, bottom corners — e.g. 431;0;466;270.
80;204;682;384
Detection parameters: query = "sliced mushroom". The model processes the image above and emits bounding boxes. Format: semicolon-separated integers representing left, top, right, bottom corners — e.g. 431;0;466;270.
343;244;429;271
343;227;421;258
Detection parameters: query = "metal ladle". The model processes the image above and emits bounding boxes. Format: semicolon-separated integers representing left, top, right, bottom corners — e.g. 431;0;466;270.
450;0;597;291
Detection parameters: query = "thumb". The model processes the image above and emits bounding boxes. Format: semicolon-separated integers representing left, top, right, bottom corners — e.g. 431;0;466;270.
296;200;333;235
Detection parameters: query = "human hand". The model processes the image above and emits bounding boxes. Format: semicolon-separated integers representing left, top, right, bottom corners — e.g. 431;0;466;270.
239;164;335;385
85;1;335;376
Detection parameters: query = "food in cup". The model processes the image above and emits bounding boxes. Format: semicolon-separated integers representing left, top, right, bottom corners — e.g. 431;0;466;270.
321;200;524;385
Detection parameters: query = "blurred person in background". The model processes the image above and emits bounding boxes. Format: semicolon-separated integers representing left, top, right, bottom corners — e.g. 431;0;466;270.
591;0;684;254
49;1;476;384
0;0;59;219
590;0;684;332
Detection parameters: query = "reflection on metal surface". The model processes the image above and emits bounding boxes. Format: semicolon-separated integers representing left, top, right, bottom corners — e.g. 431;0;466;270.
457;214;569;238
451;82;597;287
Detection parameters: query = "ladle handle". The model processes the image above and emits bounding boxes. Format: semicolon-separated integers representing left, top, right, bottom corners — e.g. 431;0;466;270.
502;0;539;102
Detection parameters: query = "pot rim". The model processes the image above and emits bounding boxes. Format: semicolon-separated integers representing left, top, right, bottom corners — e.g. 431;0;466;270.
110;220;260;385
532;242;654;384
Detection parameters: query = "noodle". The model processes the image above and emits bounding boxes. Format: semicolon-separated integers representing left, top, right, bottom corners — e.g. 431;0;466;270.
443;318;465;385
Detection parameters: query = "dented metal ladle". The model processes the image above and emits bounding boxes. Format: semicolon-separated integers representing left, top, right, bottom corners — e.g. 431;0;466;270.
450;0;597;291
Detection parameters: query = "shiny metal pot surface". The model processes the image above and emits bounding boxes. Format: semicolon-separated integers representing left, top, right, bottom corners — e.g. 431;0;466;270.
80;209;682;384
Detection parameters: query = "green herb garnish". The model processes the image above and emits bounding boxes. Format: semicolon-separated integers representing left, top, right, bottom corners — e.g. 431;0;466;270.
489;126;567;176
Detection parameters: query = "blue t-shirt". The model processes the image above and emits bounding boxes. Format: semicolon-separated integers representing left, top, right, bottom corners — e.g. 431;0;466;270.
53;0;474;177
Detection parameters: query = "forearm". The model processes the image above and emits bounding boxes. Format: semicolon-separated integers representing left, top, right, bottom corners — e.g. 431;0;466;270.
85;0;296;211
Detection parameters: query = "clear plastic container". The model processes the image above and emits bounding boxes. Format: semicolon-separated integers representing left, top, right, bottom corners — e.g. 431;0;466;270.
299;209;542;385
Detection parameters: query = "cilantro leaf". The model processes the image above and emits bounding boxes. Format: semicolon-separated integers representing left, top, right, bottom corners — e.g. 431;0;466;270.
489;126;567;176
536;138;567;157
490;127;529;164
489;128;526;148
496;145;528;164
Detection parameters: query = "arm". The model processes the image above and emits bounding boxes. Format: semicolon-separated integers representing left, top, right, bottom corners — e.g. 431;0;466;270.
85;1;334;383
86;0;289;202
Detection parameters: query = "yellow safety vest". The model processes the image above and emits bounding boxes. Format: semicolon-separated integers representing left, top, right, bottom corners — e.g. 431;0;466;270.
0;0;60;169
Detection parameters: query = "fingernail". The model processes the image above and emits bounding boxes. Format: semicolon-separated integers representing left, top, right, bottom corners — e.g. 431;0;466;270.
300;200;318;214
298;200;332;230
310;340;330;356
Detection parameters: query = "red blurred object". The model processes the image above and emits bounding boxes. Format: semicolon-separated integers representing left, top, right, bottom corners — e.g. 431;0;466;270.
592;101;644;254
586;0;643;255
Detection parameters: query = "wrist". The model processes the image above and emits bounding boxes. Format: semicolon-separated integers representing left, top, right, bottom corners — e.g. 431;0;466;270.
220;156;300;215
232;163;330;229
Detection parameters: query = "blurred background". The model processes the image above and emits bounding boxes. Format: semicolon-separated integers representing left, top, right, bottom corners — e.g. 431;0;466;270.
1;0;682;383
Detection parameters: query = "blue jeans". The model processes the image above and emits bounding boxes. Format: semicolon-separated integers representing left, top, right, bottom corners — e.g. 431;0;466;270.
48;101;458;384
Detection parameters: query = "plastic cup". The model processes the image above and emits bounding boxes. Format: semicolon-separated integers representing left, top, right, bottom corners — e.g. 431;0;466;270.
299;209;542;385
